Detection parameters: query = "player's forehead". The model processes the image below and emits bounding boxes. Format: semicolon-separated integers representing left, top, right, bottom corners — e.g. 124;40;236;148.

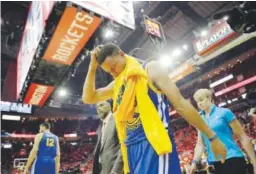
101;56;116;67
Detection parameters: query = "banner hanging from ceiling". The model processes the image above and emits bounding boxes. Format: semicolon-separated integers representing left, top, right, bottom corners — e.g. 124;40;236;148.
43;7;102;65
193;22;241;56
23;83;55;107
16;1;54;99
71;1;135;29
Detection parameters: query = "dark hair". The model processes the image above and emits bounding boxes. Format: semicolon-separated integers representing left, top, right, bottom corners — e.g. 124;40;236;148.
97;43;121;65
40;122;51;130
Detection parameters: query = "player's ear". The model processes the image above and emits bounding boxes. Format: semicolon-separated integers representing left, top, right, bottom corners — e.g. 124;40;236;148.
120;51;124;57
96;45;103;50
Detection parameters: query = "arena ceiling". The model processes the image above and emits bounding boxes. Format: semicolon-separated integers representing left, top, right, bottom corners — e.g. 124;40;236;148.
1;1;251;114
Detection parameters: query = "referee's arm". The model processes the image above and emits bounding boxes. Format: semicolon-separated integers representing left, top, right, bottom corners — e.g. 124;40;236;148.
24;133;43;173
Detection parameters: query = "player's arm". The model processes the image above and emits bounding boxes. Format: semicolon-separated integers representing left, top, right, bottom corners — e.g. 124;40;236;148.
147;61;227;162
147;61;215;138
24;133;43;172
55;137;61;174
82;48;114;104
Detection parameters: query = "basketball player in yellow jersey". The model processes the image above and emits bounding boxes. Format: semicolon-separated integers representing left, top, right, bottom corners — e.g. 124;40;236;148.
82;43;227;174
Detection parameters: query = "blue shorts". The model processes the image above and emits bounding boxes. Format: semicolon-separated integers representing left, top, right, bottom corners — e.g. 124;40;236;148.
31;157;56;174
127;137;181;174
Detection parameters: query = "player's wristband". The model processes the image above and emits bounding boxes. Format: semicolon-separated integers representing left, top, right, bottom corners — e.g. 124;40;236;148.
192;160;198;164
209;134;218;142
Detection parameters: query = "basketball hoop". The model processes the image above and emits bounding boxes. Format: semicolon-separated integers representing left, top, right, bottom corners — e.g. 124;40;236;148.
13;158;28;169
149;36;165;52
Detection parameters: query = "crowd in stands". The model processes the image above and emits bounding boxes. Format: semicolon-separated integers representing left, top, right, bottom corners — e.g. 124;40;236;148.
59;142;94;173
1;107;255;173
1;140;95;174
171;109;256;174
2;118;100;137
2;117;99;173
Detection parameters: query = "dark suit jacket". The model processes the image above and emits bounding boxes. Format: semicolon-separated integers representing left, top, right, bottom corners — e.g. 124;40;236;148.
92;114;123;174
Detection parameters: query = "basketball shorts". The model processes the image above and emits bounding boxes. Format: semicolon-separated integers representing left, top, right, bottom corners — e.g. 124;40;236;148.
31;157;56;174
127;137;181;174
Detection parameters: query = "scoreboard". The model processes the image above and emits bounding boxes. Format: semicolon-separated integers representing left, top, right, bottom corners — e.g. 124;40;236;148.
143;16;165;41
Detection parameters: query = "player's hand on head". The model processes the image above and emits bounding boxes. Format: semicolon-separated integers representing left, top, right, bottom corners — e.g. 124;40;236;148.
210;137;227;163
90;46;102;69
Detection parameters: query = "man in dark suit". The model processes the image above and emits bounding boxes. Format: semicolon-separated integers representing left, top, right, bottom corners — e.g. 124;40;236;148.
93;101;123;174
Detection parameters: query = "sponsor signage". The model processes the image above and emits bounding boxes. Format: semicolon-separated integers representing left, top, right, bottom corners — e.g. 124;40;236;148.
43;7;101;65
64;133;77;138
23;83;55;106
87;132;97;136
169;63;195;82
215;75;256;97
17;1;54;99
71;1;135;29
0;101;32;114
10;134;36;138
2;115;21;121
193;22;240;56
209;74;234;88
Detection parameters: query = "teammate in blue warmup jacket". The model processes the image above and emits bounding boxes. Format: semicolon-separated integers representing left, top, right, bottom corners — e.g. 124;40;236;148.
24;122;60;174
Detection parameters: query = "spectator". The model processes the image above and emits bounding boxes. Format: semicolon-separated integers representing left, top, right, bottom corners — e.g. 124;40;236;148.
190;89;256;174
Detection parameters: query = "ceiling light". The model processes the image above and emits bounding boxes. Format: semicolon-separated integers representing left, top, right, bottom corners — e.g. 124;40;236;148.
58;89;67;97
182;44;188;50
232;98;238;102
242;93;247;99
223;16;229;21
227;100;232;104
218;102;227;107
201;30;208;37
160;55;171;66
141;9;144;13
172;49;182;57
104;28;114;39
